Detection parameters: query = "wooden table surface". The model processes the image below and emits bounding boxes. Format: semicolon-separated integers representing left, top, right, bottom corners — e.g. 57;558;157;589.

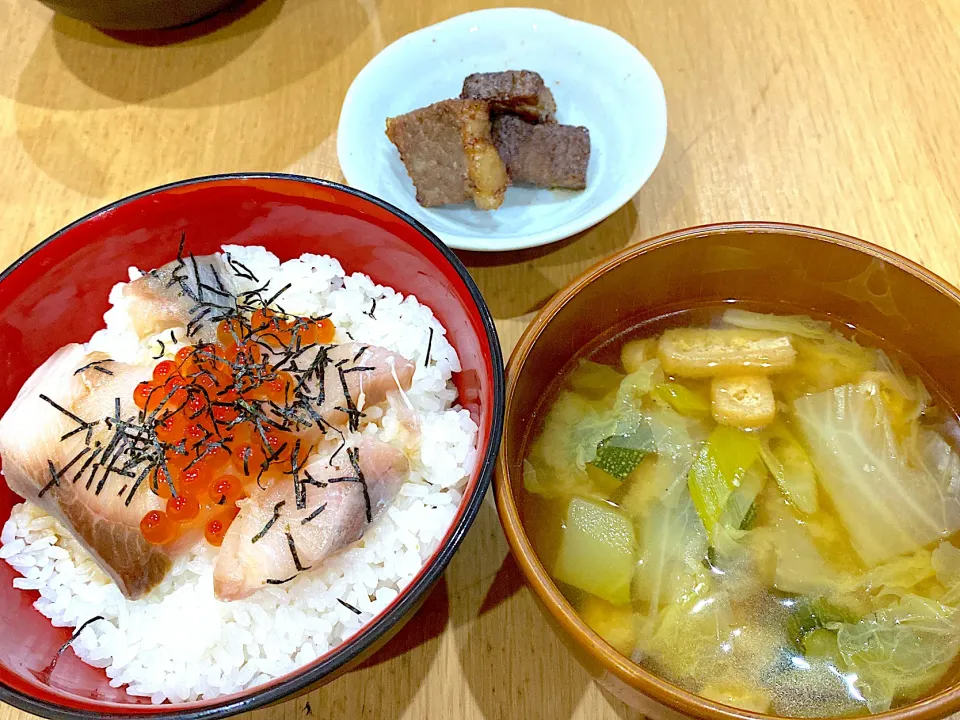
1;0;959;718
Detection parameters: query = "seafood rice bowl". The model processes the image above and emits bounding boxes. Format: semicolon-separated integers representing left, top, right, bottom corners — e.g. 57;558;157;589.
0;242;477;703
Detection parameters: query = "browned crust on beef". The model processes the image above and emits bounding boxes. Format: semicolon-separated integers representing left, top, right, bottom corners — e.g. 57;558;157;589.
386;99;509;209
492;115;590;190
386;101;472;207
461;70;557;123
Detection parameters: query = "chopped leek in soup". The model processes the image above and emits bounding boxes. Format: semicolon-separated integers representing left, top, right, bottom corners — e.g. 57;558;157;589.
520;308;960;717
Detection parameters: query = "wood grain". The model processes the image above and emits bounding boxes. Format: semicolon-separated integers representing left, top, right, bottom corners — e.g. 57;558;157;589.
1;0;959;718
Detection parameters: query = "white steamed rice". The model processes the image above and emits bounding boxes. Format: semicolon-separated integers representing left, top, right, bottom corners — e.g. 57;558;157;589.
0;246;478;703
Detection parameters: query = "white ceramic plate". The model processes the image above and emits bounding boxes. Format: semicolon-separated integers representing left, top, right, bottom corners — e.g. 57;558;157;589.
337;8;667;252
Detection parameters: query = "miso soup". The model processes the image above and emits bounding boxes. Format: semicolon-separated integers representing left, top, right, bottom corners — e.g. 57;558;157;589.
520;307;960;717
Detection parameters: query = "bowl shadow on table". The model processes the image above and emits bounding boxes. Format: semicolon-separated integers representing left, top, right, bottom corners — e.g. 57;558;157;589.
10;0;376;196
234;504;637;719
237;579;450;720
11;0;377;108
446;500;637;719
455;200;639;322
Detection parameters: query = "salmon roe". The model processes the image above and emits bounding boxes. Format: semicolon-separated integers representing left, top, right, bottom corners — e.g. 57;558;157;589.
204;518;227;547
140;510;176;545
134;310;335;547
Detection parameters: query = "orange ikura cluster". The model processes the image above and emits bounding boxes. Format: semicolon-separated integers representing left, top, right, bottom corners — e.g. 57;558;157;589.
134;309;336;547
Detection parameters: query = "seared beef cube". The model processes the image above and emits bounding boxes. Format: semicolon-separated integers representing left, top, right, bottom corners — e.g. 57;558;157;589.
461;70;557;123
386;99;510;210
492;114;590;190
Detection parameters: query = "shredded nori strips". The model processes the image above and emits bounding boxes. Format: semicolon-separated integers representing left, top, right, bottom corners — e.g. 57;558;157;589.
38;460;61;498
39;394;88;427
186;308;212;337
425;328;434;367
73;359;115;376
301;503;327;525
265;575;297;586
225;253;258;282
252;501;286;543
327;447;371;522
285;528;310;572
264;283;292;308
73;443;103;484
124;463;153;506
46;616;106;673
39;446;95;498
337;599;362;615
336;366;364;432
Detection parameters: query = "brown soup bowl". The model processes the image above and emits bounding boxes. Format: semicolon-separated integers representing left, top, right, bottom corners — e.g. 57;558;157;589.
495;221;960;720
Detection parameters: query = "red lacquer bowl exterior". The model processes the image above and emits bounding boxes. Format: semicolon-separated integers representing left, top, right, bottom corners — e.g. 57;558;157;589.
0;174;504;719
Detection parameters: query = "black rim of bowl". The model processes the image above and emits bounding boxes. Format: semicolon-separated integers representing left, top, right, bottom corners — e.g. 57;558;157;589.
0;173;505;720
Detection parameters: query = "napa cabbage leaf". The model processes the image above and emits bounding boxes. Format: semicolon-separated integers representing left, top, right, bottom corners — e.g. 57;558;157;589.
759;421;819;515
832;595;960;712
932;540;960;606
721;308;834;340
793;381;960;567
634;494;709;611
861;548;936;601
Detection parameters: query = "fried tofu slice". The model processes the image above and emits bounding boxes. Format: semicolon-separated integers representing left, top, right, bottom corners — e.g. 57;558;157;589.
492;115;590;190
461;70;557;123
711;375;777;428
385;99;509;210
658;329;796;378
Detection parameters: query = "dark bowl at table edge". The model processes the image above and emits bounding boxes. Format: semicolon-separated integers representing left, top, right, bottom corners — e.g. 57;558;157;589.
32;0;238;30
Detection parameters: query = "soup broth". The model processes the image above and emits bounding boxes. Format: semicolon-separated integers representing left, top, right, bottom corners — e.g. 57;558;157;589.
520;306;960;717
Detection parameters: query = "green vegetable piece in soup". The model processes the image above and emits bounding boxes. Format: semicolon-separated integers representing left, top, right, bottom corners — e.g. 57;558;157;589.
591;425;655;481
759;421;819;514
785;596;857;653
569;360;625;400
688;425;762;531
738;501;759;530
553;497;636;605
801;628;843;663
932;540;960;605
653;382;711;418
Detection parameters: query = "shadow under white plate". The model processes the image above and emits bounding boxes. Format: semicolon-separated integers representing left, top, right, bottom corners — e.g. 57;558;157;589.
337;7;668;252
